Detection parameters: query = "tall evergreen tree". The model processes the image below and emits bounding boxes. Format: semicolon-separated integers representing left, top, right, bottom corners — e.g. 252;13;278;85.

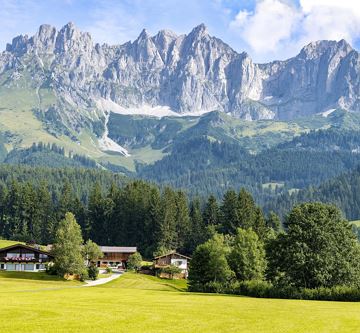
175;191;191;252
266;211;281;232
188;198;206;253
203;194;219;227
159;187;178;251
220;189;239;234
237;188;257;230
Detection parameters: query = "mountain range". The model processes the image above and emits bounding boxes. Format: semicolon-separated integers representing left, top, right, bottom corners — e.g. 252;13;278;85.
1;22;360;203
2;22;359;125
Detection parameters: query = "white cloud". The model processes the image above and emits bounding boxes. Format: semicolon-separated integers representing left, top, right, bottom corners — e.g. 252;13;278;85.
230;0;300;54
299;0;360;44
230;0;360;61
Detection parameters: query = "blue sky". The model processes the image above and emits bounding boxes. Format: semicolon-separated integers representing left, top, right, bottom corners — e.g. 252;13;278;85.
0;0;359;62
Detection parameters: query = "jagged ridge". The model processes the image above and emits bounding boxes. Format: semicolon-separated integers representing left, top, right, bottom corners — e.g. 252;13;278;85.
0;22;359;134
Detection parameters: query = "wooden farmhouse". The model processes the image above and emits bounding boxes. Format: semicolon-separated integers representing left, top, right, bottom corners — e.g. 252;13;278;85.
97;246;137;269
0;243;53;272
154;251;191;278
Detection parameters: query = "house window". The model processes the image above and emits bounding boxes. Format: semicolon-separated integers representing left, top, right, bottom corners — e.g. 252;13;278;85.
173;260;183;266
24;252;35;259
6;264;15;271
24;264;34;271
7;252;20;257
39;254;48;259
0;264;4;270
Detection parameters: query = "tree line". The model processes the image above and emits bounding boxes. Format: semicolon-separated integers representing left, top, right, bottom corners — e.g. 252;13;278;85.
189;202;360;301
0;169;279;259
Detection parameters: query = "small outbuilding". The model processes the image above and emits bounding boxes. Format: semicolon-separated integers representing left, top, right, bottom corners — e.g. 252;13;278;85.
153;251;191;278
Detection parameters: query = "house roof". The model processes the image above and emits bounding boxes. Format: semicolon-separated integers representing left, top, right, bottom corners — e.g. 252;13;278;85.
0;243;53;256
154;251;191;260
100;246;137;253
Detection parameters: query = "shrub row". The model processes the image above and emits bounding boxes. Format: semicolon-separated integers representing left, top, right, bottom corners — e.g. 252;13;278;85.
189;280;360;302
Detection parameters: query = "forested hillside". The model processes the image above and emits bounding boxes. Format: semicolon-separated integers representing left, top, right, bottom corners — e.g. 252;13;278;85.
267;166;360;220
3;142;97;169
138;134;360;202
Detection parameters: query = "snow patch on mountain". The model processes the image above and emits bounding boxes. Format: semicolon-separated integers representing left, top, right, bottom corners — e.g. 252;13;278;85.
319;108;337;117
96;98;211;118
98;110;130;156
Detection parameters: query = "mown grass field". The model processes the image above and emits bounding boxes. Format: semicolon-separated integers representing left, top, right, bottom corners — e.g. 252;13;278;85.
0;272;360;332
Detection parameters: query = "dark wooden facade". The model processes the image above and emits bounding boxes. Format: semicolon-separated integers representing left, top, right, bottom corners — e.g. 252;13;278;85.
154;252;191;267
153;251;191;278
98;246;137;269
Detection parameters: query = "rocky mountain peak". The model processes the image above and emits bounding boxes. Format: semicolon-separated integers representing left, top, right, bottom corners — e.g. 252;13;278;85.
55;22;93;54
31;24;57;53
0;23;359;131
190;23;208;36
5;35;29;55
299;39;353;60
136;28;151;41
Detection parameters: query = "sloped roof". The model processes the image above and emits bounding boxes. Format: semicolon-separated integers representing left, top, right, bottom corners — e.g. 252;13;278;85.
154;251;191;260
0;243;53;256
100;246;137;253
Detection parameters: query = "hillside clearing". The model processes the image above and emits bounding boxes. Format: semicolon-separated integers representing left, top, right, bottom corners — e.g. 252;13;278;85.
0;272;359;332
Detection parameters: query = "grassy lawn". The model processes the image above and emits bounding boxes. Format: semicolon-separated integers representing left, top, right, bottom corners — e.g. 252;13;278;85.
0;240;24;249
0;272;360;332
0;271;81;293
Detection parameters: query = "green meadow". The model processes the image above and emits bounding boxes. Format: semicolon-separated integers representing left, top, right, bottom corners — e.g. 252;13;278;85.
0;272;359;333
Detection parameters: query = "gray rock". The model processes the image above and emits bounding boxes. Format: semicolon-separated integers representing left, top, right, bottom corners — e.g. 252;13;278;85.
0;22;359;134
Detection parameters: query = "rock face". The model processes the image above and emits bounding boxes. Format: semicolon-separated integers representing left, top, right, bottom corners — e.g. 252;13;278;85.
0;22;359;131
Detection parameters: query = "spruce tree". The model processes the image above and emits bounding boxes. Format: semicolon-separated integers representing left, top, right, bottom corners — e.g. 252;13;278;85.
175;191;191;252
266;211;281;232
203;194;219;227
220;189;239;234
159;187;178;251
188;198;206;253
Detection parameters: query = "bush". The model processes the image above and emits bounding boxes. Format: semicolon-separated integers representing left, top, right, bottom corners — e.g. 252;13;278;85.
46;262;57;276
88;265;99;281
159;264;182;279
105;267;113;274
127;252;142;272
188;279;360;301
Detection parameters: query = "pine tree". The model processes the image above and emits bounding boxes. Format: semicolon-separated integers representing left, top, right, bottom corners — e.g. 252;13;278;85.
203;194;219;227
148;187;163;256
175;191;191;252
237;188;256;230
188;198;206;253
220;190;239;234
37;181;55;244
266;211;281;232
159;187;178;251
88;183;106;244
